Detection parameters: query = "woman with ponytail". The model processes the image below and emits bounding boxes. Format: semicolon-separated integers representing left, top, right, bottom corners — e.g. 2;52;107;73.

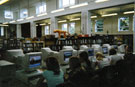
37;57;64;87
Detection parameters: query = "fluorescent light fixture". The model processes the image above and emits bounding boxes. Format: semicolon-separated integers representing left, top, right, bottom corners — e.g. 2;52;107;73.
36;25;38;26
17;18;24;22
9;20;16;23
102;13;117;17
26;16;34;20
95;0;109;3
3;22;8;24
0;24;8;26
58;20;67;23
0;0;9;5
48;23;51;24
124;11;134;14
70;18;80;21
40;23;46;26
69;2;88;9
51;8;65;13
91;16;97;18
37;13;47;17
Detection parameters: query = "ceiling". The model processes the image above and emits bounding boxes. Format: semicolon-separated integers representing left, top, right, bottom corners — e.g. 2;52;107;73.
91;3;134;15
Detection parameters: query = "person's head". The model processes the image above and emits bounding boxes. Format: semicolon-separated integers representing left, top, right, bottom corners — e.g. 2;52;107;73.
109;48;117;55
79;51;89;62
45;57;60;75
125;45;133;54
96;52;104;61
69;56;81;70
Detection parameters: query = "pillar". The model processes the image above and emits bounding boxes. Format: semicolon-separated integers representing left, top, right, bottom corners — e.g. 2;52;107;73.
50;16;58;37
81;10;92;35
30;21;37;38
16;24;22;38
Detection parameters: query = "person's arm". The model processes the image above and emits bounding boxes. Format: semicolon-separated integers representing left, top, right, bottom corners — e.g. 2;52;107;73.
36;76;45;87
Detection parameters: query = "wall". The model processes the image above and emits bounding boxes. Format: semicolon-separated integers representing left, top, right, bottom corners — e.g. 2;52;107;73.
58;20;81;35
92;14;133;35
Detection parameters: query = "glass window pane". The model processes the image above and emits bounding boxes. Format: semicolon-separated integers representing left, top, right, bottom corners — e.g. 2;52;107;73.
70;0;75;5
62;24;68;31
20;9;28;18
4;11;13;19
69;22;75;34
0;27;4;36
63;0;69;7
36;3;46;14
45;26;50;35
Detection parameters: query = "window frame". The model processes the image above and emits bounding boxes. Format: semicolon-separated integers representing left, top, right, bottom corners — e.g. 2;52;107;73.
59;0;75;8
69;22;75;34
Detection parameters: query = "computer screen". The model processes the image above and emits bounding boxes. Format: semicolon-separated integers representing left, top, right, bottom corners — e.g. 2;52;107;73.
64;51;72;62
102;47;108;54
88;49;94;56
29;55;41;68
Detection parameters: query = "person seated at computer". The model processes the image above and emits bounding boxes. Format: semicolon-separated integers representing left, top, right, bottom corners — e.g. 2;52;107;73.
124;45;135;60
79;51;94;76
109;48;123;65
95;52;110;69
36;57;64;87
65;56;90;87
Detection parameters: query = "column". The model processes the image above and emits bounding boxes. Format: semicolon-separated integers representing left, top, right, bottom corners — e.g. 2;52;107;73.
30;21;37;38
133;13;135;53
50;16;58;37
16;24;22;38
81;10;92;35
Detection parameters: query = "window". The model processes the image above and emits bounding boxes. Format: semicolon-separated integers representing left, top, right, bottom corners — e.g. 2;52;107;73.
36;3;46;14
20;9;28;18
62;24;68;31
4;10;13;19
69;22;75;34
45;26;50;35
95;19;103;32
118;17;129;31
0;27;4;36
59;0;75;8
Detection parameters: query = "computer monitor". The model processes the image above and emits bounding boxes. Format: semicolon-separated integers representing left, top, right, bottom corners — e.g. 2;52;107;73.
102;47;108;55
23;52;42;72
80;45;88;50
118;44;126;53
88;48;94;57
64;51;72;62
59;50;73;65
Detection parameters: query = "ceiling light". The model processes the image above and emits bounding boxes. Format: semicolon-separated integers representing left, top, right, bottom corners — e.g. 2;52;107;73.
17;19;24;22
102;13;117;17
0;24;8;26
26;16;34;20
58;20;67;23
124;11;134;14
9;20;16;23
91;16;97;18
0;0;9;5
95;0;109;3
69;2;88;9
37;13;47;17
40;23;46;26
3;22;8;24
51;8;65;13
70;18;80;21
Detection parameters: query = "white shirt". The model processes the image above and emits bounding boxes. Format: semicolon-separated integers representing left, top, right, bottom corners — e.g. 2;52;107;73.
109;54;123;65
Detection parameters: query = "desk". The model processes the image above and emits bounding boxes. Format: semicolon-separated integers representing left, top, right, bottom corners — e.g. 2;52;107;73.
16;69;43;86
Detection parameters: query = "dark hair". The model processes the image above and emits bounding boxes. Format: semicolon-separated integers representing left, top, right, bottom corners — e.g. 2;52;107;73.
109;48;117;55
79;51;91;67
46;57;60;75
69;57;81;70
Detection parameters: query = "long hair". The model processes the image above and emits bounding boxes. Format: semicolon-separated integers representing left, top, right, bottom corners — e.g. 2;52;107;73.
79;51;91;67
46;57;60;75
